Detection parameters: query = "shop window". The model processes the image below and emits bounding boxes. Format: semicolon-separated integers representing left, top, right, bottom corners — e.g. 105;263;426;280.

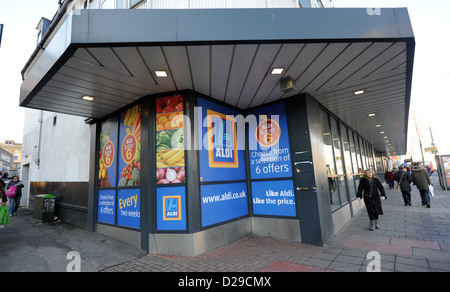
341;125;356;200
97;104;142;229
349;131;361;198
320;111;340;211
156;95;187;231
331;117;348;207
358;136;367;171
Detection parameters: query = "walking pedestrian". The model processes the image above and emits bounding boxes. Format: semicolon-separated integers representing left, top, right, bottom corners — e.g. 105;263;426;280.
384;169;395;189
395;165;412;206
0;179;7;206
6;176;24;216
357;169;387;231
411;163;431;208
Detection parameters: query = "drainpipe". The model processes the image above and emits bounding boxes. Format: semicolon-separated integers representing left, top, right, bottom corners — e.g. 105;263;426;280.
35;110;43;169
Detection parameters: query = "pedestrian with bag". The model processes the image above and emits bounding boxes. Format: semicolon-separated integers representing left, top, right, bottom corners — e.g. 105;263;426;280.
384;169;395;189
6;176;24;216
0;179;11;226
411;163;431;208
357;169;387;231
395;165;413;206
1;179;7;206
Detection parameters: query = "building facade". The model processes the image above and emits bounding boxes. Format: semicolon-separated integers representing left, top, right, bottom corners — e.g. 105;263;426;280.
20;0;413;256
0;140;22;177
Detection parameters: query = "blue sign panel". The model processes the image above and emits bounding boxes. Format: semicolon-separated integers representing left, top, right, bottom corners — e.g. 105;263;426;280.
157;186;187;231
197;98;246;182
97;189;115;225
247;102;293;179
117;189;140;229
251;180;297;217
201;182;249;227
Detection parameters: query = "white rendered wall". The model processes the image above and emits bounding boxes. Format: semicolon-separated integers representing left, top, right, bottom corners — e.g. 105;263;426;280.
21;108;91;183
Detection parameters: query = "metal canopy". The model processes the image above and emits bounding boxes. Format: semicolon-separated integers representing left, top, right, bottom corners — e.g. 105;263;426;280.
20;8;415;155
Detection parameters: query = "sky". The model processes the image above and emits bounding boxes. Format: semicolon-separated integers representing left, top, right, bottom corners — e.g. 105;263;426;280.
1;0;449;163
332;0;450;163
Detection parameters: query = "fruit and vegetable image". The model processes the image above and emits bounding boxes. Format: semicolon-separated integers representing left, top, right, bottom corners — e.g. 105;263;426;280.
119;104;141;187
122;104;141;142
156;95;185;184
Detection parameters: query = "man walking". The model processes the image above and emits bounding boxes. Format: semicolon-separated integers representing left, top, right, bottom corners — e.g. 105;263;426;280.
411;163;431;208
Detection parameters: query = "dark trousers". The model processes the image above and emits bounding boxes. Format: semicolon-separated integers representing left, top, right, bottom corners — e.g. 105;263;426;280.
401;191;411;205
388;181;395;189
419;189;431;205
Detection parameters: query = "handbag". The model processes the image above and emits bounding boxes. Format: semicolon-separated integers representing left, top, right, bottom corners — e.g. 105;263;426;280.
0;205;11;225
6;185;17;198
397;172;405;193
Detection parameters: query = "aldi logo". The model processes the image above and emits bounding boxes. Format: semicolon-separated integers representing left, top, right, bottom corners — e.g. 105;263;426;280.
207;109;238;169
163;196;182;220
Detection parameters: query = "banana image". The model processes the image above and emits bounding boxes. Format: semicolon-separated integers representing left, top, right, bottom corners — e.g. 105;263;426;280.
165;149;184;166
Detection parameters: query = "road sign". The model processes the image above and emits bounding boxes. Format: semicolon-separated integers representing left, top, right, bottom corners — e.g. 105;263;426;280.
425;146;438;153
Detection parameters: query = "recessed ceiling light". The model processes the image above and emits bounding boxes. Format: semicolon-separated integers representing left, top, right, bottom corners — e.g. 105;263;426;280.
376;124;382;127
368;113;376;117
379;131;385;134
155;70;168;77
82;95;95;101
354;90;365;95
271;68;284;75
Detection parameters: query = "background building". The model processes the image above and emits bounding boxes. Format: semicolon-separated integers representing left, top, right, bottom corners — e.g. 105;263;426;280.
20;0;412;255
0;140;22;178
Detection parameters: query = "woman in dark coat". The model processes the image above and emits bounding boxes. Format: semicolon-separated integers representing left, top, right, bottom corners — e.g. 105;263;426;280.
395;165;412;206
357;169;387;231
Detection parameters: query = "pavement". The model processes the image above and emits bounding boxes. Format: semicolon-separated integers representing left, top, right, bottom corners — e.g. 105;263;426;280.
1;175;450;272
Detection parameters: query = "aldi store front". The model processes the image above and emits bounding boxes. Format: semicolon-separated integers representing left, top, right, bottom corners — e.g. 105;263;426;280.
20;8;415;256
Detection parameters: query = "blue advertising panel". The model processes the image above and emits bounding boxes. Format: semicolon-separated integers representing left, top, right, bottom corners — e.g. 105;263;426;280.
251;180;296;217
117;189;140;229
197;98;246;182
201;182;248;227
157;186;187;231
247;102;293;179
97;190;115;224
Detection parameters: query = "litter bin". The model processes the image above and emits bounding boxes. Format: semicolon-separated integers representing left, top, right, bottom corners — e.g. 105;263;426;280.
33;194;56;222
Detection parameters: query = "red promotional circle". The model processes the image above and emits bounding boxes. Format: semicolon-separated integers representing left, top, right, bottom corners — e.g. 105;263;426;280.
256;119;281;148
102;140;115;168
122;134;137;164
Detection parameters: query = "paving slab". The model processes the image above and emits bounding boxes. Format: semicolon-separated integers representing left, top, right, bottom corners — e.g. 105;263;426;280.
1;175;449;273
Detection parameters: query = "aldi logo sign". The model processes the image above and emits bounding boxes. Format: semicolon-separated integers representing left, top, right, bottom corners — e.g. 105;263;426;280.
163;195;182;220
207;109;238;169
